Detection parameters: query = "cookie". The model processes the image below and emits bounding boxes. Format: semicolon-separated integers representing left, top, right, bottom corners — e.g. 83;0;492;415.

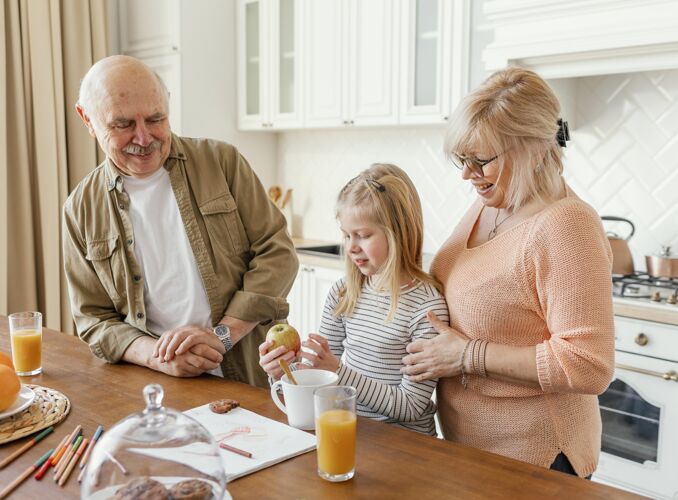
169;479;213;500
112;477;170;500
209;399;239;414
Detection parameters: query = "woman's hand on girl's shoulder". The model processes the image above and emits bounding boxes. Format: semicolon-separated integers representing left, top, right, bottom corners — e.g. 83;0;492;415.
301;333;340;372
258;340;297;380
401;311;468;382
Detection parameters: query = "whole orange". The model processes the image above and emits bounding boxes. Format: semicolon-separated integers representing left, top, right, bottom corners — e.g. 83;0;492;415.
0;365;20;411
0;351;14;370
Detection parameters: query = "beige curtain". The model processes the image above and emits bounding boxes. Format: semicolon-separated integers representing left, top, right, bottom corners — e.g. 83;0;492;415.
1;0;109;332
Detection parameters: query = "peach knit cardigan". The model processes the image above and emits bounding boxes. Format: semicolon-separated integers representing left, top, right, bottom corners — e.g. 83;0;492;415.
432;194;615;477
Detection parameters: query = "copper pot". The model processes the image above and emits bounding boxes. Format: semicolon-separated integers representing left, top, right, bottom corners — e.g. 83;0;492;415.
646;246;678;278
601;216;635;276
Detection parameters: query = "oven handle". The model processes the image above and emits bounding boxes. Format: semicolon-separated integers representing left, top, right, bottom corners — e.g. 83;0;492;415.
616;363;678;382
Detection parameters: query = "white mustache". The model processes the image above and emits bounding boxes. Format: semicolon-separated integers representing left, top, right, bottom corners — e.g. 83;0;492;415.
123;142;161;155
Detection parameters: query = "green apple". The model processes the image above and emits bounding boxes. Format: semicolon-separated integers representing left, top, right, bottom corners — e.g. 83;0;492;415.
266;324;301;354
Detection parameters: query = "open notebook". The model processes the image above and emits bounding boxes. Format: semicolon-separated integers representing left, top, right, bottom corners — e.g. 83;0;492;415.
186;403;317;481
129;404;316;482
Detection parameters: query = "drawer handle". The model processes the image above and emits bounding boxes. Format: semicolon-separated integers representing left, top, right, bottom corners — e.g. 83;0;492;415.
634;333;648;346
616;363;678;382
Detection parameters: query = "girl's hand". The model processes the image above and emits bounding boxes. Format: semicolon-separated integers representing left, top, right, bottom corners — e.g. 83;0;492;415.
300;333;340;372
258;340;296;380
401;311;468;382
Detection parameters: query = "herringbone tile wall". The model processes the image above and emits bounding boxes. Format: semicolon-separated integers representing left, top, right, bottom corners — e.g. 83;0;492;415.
278;70;678;270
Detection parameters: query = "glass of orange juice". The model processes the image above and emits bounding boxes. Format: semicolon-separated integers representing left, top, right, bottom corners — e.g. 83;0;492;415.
8;312;42;376
314;386;357;482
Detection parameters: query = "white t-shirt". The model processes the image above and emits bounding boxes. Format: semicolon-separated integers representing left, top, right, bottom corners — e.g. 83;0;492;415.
123;167;213;336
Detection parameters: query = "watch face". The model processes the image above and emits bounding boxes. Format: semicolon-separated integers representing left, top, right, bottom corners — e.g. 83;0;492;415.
214;324;232;351
215;324;230;338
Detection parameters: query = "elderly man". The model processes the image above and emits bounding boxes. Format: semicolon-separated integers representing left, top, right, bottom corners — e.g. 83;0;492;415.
62;55;298;387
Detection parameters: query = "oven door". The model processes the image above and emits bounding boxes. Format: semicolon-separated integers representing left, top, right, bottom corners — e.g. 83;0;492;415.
593;351;678;499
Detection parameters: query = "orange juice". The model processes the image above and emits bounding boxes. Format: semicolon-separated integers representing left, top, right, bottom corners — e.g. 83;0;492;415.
316;409;357;475
11;329;42;374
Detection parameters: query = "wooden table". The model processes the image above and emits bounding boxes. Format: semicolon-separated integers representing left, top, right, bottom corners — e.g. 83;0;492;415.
0;319;641;499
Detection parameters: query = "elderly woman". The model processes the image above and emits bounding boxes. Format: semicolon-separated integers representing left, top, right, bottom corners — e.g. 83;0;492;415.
402;67;615;478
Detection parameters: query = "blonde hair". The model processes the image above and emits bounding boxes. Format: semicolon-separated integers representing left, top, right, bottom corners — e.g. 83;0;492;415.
444;67;566;210
334;163;441;321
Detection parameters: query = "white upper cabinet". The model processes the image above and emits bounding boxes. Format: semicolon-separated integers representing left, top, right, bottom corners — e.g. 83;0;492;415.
119;0;180;57
400;0;469;124
238;0;303;130
303;0;346;127
305;0;399;128
347;0;399;126
237;0;470;130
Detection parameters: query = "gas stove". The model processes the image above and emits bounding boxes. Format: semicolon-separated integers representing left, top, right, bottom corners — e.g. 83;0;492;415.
612;273;678;309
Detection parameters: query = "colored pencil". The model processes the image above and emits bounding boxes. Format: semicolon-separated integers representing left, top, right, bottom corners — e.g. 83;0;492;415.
52;425;82;467
58;438;88;487
54;435;82;481
34;435;68;480
219;442;253;458
77;462;87;483
79;425;104;468
0;448;53;499
0;426;54;469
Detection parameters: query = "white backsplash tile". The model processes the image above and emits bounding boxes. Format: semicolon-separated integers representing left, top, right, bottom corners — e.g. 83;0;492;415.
278;70;678;270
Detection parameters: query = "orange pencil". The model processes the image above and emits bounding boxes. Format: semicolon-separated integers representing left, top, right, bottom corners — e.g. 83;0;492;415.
58;438;88;487
54;435;82;481
52;425;81;468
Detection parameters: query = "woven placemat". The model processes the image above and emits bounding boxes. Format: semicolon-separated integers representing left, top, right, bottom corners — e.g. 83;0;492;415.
0;385;70;445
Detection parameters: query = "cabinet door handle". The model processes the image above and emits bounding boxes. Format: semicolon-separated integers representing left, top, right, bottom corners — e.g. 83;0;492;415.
616;363;678;382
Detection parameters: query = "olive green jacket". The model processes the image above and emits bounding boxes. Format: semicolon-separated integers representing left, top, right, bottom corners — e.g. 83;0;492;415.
62;135;298;388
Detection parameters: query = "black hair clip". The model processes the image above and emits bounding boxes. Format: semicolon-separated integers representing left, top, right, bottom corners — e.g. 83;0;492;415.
557;118;570;147
366;178;386;192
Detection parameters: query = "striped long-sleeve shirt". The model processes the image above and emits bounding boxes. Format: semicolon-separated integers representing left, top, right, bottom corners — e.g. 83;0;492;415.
320;278;449;435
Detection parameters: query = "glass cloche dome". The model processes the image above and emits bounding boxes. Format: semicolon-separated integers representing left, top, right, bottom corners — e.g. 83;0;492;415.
81;384;228;499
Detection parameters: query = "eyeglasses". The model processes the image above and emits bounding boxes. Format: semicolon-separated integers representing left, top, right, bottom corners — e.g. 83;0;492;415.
450;152;502;178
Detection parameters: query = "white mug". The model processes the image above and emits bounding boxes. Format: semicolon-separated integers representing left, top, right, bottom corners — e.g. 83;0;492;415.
270;369;338;430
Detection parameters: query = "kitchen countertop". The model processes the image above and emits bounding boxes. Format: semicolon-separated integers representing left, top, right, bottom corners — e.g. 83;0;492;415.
293;237;435;272
293;238;678;327
613;298;678;327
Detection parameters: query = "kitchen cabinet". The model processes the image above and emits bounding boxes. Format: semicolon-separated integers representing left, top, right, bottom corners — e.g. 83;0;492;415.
304;0;399;128
288;263;344;340
118;0;180;57
399;0;470;124
239;0;470;129
237;0;303;130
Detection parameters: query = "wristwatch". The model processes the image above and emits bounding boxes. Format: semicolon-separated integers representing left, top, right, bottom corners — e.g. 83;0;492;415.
213;324;233;352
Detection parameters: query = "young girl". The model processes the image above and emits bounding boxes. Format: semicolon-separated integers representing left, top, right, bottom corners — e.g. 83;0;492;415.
259;163;449;435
